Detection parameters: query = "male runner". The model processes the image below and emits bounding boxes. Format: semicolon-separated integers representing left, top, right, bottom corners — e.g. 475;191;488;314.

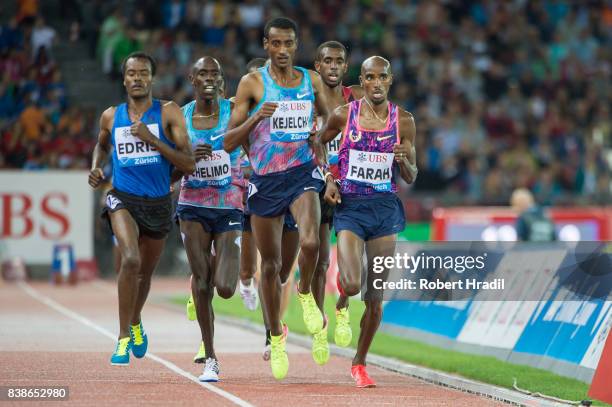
320;56;417;387
311;41;364;364
238;58;302;362
175;56;244;382
224;17;330;380
89;51;195;366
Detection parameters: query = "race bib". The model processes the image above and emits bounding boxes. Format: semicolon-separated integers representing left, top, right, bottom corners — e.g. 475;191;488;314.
187;150;232;188
270;100;313;142
346;149;394;191
327;132;342;165
115;124;161;167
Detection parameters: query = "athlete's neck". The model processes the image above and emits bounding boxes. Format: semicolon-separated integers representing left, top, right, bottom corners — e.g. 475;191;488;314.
322;81;343;100
195;96;219;116
269;64;298;86
364;96;389;117
127;95;153;118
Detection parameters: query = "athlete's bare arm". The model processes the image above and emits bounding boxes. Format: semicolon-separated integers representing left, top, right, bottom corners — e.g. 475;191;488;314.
393;109;417;184
320;105;349;144
224;73;276;153
89;107;115;188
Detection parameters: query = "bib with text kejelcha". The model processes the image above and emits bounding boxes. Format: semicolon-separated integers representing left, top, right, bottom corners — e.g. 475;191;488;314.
186;150;232;188
327;132;342;165
346;149;394;191
270;100;313;142
115;124;161;167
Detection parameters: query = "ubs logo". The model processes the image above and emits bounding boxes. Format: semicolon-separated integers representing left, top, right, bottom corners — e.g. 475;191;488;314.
357;152;367;163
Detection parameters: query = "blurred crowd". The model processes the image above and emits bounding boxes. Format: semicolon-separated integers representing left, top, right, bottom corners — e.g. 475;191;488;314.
1;0;610;206
0;1;95;170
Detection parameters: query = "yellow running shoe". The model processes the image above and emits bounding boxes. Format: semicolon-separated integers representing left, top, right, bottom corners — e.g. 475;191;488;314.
334;307;352;347
297;290;323;334
110;337;131;366
193;341;205;363
312;316;329;365
186;294;196;321
270;324;289;380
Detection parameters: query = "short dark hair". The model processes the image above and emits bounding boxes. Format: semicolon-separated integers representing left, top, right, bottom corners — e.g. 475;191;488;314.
263;17;298;39
246;57;267;72
121;51;157;76
315;41;347;61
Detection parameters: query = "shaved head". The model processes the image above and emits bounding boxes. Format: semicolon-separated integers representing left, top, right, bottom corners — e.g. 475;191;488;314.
361;56;391;75
191;56;221;75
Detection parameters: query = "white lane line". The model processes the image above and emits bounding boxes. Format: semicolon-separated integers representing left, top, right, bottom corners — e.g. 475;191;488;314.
18;282;255;407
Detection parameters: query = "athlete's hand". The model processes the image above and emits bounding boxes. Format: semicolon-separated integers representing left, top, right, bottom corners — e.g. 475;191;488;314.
194;143;213;161
88;168;105;188
324;180;341;206
130;121;155;143
393;143;411;163
255;102;278;121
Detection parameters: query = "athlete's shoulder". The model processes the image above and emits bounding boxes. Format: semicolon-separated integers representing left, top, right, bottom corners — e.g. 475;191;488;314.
100;106;117;128
396;105;414;121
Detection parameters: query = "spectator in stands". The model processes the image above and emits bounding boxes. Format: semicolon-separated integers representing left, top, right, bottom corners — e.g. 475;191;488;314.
511;188;556;242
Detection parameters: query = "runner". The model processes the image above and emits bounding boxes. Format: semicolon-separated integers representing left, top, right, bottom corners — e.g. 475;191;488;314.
311;41;364;364
237;59;300;362
176;56;244;382
89;51;195;366
319;56;417;387
224;17;330;380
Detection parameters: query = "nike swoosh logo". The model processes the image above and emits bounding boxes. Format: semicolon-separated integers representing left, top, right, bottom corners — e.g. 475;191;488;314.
228;221;241;225
303;186;317;191
377;135;393;141
296;92;309;99
210;133;224;141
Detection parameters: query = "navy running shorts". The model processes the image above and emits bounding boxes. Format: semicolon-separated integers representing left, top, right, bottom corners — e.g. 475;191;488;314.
333;194;405;241
176;204;243;234
247;161;324;218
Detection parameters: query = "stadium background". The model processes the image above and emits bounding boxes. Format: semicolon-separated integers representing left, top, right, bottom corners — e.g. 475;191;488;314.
1;0;611;404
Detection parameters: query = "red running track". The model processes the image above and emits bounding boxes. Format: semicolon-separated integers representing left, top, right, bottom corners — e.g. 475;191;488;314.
0;278;503;406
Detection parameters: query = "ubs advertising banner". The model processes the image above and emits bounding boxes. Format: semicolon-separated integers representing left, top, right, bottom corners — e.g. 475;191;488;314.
0;171;93;264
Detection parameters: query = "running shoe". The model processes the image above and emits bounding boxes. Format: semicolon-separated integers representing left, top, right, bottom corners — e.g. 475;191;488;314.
270;324;289;380
194;341;206;363
351;365;376;388
334;307;352;347
312;315;329;365
198;357;220;382
110;337;131;366
239;279;259;311
297;289;323;334
130;322;148;358
186;294;196;321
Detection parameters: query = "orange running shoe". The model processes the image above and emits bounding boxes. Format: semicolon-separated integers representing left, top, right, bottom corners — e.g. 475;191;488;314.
351;365;376;388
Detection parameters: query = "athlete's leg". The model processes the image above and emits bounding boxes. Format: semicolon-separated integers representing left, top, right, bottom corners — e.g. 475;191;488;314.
212;230;241;299
240;229;257;285
251;215;284;336
109;209;141;340
279;228;299;319
312;223;331;313
336;230;364;298
289;191;321;295
180;220;215;359
353;234;396;366
130;235;166;326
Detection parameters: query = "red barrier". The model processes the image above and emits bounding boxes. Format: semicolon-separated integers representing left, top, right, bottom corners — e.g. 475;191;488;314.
589;330;612;403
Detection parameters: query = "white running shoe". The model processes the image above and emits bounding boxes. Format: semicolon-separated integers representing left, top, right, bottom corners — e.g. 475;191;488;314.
239;280;259;311
198;358;220;382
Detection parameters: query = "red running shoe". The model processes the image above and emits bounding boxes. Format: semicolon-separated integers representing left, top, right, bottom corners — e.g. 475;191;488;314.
351;365;376;388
